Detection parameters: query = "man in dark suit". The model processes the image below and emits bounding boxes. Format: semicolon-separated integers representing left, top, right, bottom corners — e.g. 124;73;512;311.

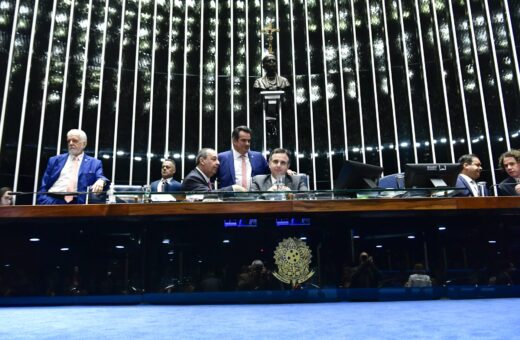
455;154;486;197
151;158;181;192
251;148;307;191
217;126;269;189
182;148;247;192
38;129;109;204
497;149;520;196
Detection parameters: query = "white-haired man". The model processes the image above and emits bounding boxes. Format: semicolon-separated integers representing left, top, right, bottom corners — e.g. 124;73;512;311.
38;129;109;204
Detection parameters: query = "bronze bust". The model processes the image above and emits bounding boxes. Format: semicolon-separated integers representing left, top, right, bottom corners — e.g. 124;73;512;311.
254;54;290;91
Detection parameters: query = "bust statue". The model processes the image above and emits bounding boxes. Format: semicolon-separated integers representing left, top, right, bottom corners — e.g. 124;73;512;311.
254;54;290;91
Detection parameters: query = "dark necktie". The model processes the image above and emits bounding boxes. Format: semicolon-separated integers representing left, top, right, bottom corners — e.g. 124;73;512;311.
161;179;168;192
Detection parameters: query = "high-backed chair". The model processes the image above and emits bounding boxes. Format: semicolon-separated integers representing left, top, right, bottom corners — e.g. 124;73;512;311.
378;173;405;189
113;185;144;203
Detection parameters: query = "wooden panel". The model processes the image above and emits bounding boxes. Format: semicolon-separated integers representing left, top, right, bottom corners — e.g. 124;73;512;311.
1;197;519;220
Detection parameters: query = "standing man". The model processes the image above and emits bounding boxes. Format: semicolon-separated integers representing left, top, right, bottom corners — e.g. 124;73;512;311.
151;158;181;192
497;149;520;196
250;148;307;191
455;154;486;196
182;148;246;192
217;126;269;189
38;129;109;204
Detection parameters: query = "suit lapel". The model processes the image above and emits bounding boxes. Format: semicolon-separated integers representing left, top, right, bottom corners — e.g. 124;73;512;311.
227;152;235;180
265;175;272;190
78;155;88;177
55;154;68;178
462;177;472;194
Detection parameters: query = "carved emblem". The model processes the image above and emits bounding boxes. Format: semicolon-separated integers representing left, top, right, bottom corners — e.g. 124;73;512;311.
273;237;314;287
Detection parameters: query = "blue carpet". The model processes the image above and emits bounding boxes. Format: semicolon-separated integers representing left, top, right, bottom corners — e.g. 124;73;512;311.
0;299;519;339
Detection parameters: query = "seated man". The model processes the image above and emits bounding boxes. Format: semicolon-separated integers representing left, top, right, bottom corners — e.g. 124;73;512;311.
455;154;486;196
250;148;307;191
38;129;109;204
497;149;520;196
151;158;181;192
181;148;246;192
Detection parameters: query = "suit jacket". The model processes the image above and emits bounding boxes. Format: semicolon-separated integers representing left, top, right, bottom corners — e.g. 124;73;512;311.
497;177;519;196
217;150;269;188
181;169;234;192
454;175;488;197
151;178;182;192
38;153;109;204
453;175;474;197
250;174;308;192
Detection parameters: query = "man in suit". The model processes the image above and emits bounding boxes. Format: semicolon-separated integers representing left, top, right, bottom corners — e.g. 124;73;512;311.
497;149;520;196
182;148;247;192
151;158;181;192
455;154;486;197
38;129;109;204
251;148;307;191
217;126;269;189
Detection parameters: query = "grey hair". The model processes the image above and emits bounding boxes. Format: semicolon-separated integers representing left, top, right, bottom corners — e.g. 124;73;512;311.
196;148;216;165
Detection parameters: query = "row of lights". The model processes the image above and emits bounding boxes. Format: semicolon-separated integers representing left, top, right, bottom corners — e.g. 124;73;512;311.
96;128;519;162
352;226;498;248
28;237;126;250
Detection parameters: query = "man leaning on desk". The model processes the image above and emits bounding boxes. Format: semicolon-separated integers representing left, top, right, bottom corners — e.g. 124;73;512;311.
37;129;109;205
181;148;247;192
250;148;307;192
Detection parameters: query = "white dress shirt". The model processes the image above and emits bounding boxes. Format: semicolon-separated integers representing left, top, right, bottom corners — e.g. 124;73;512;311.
460;174;479;196
233;148;251;189
48;153;83;193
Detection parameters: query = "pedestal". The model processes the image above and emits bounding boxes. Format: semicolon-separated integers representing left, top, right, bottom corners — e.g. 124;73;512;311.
260;90;285;153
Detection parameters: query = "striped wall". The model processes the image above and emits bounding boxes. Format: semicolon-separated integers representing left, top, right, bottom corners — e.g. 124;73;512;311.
0;0;519;203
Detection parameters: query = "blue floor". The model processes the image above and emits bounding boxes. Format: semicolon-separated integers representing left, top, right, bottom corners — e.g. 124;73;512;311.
1;298;519;339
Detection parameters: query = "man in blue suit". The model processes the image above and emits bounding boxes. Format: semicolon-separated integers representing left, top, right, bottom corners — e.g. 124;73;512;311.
217;126;269;189
151;159;181;192
455;154;486;197
38;129;109;204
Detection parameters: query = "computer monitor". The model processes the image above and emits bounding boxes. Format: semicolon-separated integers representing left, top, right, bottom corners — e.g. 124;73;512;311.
404;163;460;188
334;160;384;190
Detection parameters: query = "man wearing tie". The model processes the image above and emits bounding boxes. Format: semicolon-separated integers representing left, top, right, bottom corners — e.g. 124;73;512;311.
250;148;308;192
217;126;269;190
151;159;181;192
497;149;520;196
455;154;486;197
182;148;246;192
37;129;109;204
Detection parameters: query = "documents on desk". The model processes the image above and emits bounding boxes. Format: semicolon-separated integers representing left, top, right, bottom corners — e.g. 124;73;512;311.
150;194;177;202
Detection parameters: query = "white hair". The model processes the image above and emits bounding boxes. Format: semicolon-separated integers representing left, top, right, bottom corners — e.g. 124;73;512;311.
67;129;87;143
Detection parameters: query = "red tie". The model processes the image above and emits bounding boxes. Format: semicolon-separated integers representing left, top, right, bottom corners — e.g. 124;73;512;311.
241;155;247;188
65;157;80;203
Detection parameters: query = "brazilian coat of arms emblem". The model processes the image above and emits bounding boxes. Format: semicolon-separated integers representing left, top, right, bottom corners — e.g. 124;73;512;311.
273;237;315;287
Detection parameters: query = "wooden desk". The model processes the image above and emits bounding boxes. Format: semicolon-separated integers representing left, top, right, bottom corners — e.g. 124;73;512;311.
1;197;519;219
